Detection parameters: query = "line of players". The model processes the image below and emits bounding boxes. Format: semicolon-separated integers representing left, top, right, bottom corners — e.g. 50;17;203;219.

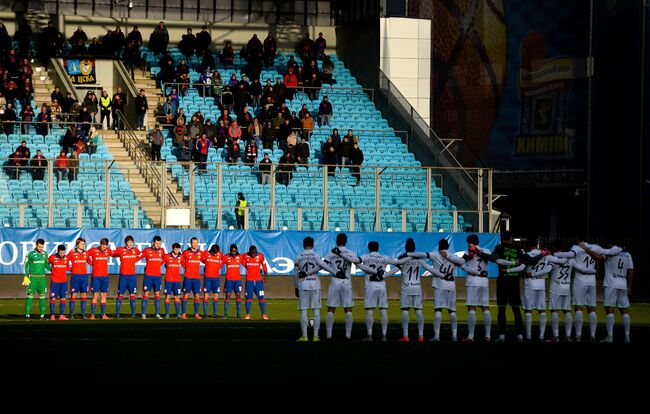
294;233;634;343
23;235;269;320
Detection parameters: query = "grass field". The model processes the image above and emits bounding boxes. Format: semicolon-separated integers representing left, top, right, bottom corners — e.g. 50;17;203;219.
2;299;649;385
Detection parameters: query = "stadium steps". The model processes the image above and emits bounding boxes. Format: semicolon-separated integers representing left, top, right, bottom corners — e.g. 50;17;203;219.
132;73;164;128
101;130;198;227
32;68;54;108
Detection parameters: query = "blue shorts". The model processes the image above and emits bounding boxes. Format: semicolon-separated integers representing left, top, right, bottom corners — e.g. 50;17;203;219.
143;275;162;293
182;278;202;295
203;278;221;294
245;281;265;299
91;276;109;293
164;281;182;297
224;280;242;294
50;282;68;299
70;274;88;294
118;275;138;295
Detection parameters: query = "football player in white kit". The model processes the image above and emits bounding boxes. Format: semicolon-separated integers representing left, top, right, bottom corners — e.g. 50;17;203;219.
333;241;397;342
323;233;357;340
599;241;632;343
294;236;343;342
385;238;439;342
461;234;506;342
408;238;469;342
554;238;608;342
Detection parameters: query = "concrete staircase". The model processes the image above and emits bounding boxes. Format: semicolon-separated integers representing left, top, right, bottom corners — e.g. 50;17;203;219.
32;66;54;109
132;72;164;129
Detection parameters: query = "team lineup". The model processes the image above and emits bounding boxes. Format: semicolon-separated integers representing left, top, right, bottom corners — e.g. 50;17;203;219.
21;232;634;343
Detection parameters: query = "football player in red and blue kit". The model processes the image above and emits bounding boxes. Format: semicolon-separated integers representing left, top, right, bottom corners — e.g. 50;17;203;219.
181;237;203;319
242;246;269;320
223;244;243;318
67;238;89;319
201;244;224;318
87;238;113;320
163;243;183;319
112;235;142;318
48;244;69;320
138;236;165;319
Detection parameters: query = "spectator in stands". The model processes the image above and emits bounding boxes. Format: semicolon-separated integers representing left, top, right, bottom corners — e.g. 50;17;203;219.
278;102;290;120
262;121;274;150
215;120;228;148
322;136;337;176
173;117;187;147
234;84;251;117
115;87;128;106
339;135;353;167
204;119;216;142
0;92;6;108
196;26;212;58
173;108;187;126
221;86;234;111
228;120;242;142
123;40;140;79
111;95;125;130
167;86;179;116
250;78;262;108
4;151;20;179
37;21;64;68
244;137;258;166
99;90;112;130
296;136;310;165
322;55;335;84
74;135;86;155
284;68;298;101
62;92;76;115
51;87;64;105
87;38;102;57
14;21;32;59
178;72;190;98
111;25;126;57
20;78;33;109
196;133;211;173
30;150;47;181
238;108;253;141
303;59;320;83
217;109;232;125
149;22;169;56
135;89;148;131
62;125;77;154
3;102;16;134
15;141;31;169
19;104;34;134
70;38;86;56
188;115;203;140
35;106;51;136
87;127;100;156
157;51;175;88
263;32;277;67
228;73;239;88
126;25;143;46
50;100;62;126
249;117;262;150
315;32;327;60
300;112;314;141
305;73;321;101
83;91;98;122
274;77;286;104
180;28;196;59
278;152;296;186
247;34;263;63
227;134;241;163
290;111;302;131
101;29;115;57
198;69;213;98
286;130;297;157
271;111;284;131
259;152;272;185
298;33;314;61
351;143;364;185
318;95;332;127
179;134;192;162
278;118;292;151
346;129;359;144
211;70;223;99
68;152;79;180
201;49;216;73
55;150;68;181
221;41;235;66
70;26;88;46
150;123;164;161
287;55;300;78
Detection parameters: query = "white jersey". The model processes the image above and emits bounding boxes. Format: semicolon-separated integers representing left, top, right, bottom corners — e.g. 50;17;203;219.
569;244;602;287
549;257;572;296
425;251;465;291
464;247;491;287
324;246;354;287
604;249;633;290
398;257;425;295
523;250;552;291
358;252;397;288
294;249;336;291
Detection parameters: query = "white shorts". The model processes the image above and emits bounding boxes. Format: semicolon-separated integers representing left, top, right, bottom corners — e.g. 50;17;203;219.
466;286;489;307
548;293;571;311
523;289;546;310
365;286;388;309
604;287;630;309
327;283;354;308
298;290;321;310
400;292;423;309
572;284;596;307
434;288;456;311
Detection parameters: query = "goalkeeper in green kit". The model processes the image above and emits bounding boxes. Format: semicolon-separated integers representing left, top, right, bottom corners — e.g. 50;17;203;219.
23;238;51;319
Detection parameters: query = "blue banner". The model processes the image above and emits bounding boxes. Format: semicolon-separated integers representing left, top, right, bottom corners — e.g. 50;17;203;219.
0;229;500;276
